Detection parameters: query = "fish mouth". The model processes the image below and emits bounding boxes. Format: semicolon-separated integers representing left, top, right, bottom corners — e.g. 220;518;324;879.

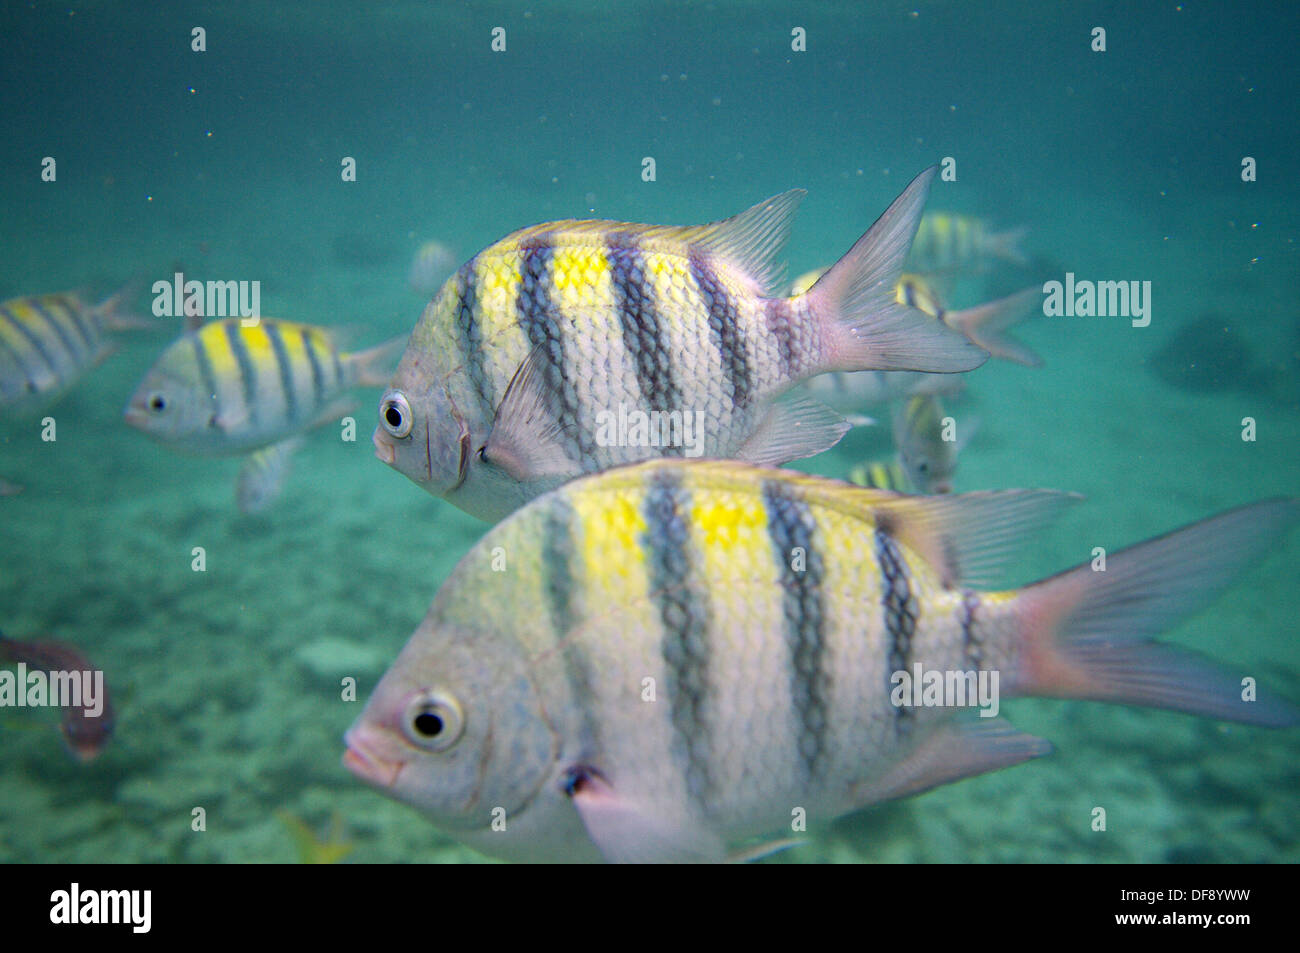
342;731;403;788
123;403;148;430
372;427;396;465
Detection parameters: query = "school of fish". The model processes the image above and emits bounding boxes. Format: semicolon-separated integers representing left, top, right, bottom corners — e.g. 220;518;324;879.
3;166;1296;864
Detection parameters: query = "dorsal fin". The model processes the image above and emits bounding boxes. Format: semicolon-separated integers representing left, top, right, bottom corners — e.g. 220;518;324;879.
684;189;805;296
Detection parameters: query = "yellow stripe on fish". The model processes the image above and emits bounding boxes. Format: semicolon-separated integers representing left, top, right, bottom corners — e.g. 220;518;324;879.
346;458;1299;863
907;212;1029;273
849;459;912;492
374;169;988;521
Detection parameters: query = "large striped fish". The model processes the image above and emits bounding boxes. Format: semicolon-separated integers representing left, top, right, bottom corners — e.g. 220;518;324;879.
344;459;1298;863
373;167;987;522
0;289;144;417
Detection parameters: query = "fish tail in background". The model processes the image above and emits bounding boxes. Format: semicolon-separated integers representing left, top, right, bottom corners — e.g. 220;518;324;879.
348;333;409;387
92;277;153;331
1011;499;1300;726
987;225;1030;267
943;287;1043;367
804;167;988;374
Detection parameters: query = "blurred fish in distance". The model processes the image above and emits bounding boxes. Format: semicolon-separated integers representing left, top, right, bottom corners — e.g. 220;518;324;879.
125;314;404;511
0;630;116;763
408;239;459;297
0;285;151;419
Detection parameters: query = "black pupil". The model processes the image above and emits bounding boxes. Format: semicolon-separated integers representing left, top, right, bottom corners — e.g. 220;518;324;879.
150;395;165;411
413;711;443;737
385;405;403;428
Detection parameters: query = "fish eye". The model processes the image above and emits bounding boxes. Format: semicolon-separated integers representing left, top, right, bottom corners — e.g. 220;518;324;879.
379;391;412;439
401;691;465;752
147;392;167;413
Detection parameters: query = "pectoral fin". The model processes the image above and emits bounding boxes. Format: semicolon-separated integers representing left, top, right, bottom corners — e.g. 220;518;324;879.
565;766;725;864
480;346;578;482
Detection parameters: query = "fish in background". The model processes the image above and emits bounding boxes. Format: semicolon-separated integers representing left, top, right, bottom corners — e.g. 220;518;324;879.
848;458;911;493
892;393;976;494
0;478;21;496
0;630;115;762
0;286;149;418
343;458;1298;863
847;394;973;495
374;166;987;522
408;240;459;298
906;212;1029;274
792;270;1039;416
125;315;404;510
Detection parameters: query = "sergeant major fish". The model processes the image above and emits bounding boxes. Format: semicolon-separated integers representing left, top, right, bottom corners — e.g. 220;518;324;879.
892;393;975;494
907;211;1029;274
125;316;403;509
0;287;146;417
344;459;1298;863
373;167;987;522
847;391;971;496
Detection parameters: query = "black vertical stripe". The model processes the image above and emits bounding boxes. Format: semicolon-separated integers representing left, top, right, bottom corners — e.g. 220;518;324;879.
190;332;221;419
876;519;919;733
223;321;260;426
762;479;829;783
516;241;590;463
542;495;600;760
611;244;682;442
765;299;797;381
0;312;41;390
642;468;712;807
57;296;99;354
30;297;84;364
330;339;345;391
902;279;918;309
264;321;298;423
960;590;983;669
453;264;493;411
689;249;751;413
300;328;327;409
0;305;60;377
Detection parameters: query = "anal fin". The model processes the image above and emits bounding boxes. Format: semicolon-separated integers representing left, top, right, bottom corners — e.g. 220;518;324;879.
734;395;850;466
850;719;1052;807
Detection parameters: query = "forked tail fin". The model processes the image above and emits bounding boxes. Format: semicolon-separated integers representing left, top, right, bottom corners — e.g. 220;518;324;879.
1012;499;1300;726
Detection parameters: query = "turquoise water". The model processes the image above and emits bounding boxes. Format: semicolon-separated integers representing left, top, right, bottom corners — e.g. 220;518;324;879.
0;1;1296;863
